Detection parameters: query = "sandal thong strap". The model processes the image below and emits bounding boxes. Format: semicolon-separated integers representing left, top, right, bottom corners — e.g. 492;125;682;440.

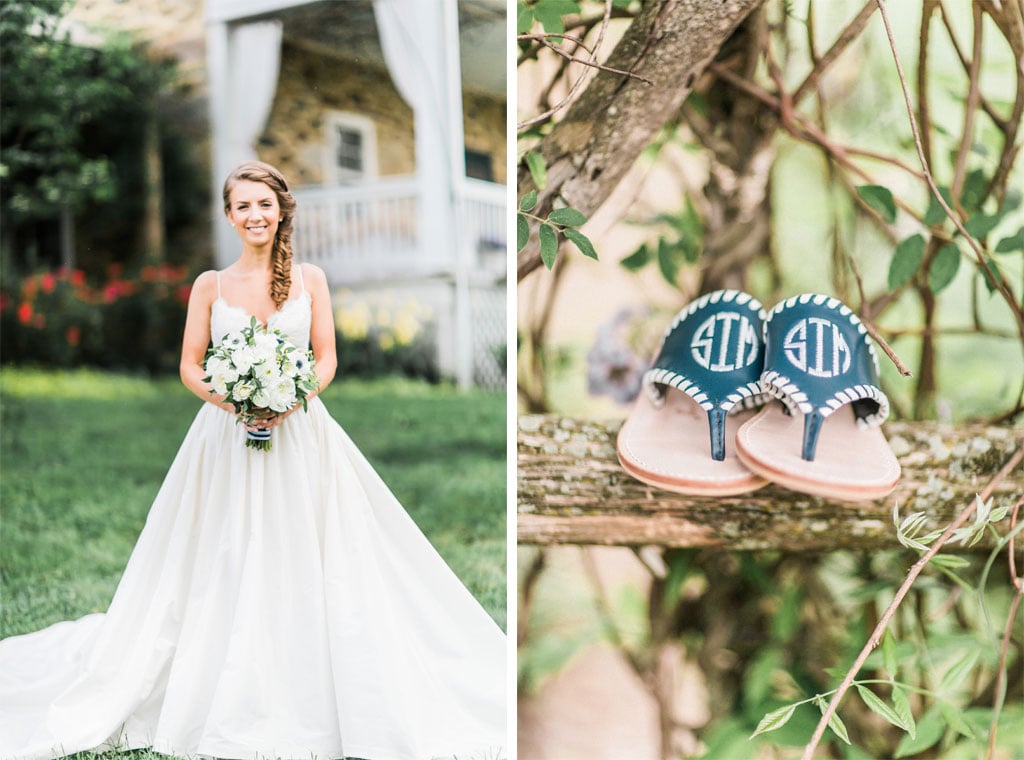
642;289;768;461
761;293;890;461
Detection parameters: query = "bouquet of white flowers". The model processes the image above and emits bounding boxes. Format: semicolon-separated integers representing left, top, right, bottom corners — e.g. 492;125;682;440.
203;317;319;451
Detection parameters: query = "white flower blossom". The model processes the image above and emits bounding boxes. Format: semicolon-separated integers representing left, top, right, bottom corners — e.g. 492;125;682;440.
231;380;255;401
231;345;259;374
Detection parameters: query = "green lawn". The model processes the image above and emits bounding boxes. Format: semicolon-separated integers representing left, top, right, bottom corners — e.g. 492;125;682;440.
0;368;507;643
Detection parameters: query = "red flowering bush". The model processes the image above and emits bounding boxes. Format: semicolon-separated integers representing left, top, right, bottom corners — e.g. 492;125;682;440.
1;264;194;373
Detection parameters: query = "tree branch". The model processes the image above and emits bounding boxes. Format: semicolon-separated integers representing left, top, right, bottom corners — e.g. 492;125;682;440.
517;0;765;282
517;416;1023;550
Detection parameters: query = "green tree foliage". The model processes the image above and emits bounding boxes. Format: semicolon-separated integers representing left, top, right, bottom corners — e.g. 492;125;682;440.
0;0;204;272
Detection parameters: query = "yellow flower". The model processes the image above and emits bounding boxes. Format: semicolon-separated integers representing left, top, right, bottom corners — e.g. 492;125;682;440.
378;332;395;351
335;302;370;340
392;311;421;346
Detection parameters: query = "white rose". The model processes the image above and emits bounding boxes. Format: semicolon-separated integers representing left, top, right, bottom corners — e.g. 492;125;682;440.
231;345;258;374
253;331;279;351
252;361;279;383
252;388;270;409
204;355;226;376
210;367;237;396
267;376;296;412
231;380;255;401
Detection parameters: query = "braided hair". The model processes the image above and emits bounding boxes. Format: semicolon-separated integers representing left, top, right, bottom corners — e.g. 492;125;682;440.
222;161;297;309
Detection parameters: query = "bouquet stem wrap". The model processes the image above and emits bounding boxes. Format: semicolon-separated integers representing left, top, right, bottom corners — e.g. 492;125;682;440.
245;427;273;451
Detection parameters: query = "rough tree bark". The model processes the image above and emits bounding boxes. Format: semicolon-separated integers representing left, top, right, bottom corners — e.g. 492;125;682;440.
517;0;765;282
518;415;1023;549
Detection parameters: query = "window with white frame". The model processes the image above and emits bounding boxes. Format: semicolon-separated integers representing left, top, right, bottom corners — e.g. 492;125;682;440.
324;111;377;184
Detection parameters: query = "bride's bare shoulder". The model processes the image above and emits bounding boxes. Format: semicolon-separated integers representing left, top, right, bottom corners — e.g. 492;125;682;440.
189;270;220;303
298;262;328;289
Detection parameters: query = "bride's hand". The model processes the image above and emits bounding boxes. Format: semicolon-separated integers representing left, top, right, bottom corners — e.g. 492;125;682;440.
243;406;297;432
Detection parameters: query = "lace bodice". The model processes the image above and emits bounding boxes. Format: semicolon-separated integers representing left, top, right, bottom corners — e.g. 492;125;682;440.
209;268;311;349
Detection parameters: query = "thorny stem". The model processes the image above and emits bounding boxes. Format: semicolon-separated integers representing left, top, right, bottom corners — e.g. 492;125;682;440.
801;447;1024;760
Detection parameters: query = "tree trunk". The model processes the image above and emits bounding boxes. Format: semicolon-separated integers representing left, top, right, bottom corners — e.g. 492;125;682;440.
517;415;1022;550
518;0;765;282
142;108;165;265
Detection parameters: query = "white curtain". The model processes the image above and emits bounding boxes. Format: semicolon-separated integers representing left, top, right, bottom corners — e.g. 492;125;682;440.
372;0;461;268
227;20;283;164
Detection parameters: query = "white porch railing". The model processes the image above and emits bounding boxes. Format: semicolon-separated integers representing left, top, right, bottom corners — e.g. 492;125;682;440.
291;176;506;286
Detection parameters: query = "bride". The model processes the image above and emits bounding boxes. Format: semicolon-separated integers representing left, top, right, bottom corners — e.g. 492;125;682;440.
0;161;506;760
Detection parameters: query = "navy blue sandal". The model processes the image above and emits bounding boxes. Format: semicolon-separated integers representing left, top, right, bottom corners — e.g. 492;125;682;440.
617;290;769;496
735;293;901;501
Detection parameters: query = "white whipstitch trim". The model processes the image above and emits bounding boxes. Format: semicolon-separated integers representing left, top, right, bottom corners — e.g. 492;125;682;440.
656;289;768;350
761;370;890;426
761;292;880;375
817;383;890;426
644;368;713;411
760;369;810;415
644;371;765;414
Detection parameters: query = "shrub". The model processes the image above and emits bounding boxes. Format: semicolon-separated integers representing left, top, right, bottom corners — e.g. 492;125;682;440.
1;264;193;373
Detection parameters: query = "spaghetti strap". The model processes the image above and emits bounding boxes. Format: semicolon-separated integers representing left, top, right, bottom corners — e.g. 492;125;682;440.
295;262;305;294
215;270;221;299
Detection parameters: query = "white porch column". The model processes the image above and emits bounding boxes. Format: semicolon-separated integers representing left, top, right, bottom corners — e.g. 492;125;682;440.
374;0;470;387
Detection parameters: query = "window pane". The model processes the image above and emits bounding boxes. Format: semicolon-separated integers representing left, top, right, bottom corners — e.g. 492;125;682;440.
336;127;363;172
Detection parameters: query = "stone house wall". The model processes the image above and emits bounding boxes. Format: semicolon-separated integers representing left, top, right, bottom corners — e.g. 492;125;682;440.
260;40;505;188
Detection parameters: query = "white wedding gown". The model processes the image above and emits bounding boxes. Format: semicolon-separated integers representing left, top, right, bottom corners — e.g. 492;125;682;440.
0;274;506;760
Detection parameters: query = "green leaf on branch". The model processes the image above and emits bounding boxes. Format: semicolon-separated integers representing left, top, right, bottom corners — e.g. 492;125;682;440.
964;212;1003;239
620;244;650;271
517;3;534;33
538;222;558;269
894;706;945;758
526;150;547;189
563;228;597;260
533;0;580;34
750;704;796;738
959;168;988;213
519;190;538;212
928;243;961;293
891;685;916;739
995;226;1023;254
888;234;925;291
657;238;683;286
814;696;851;745
857;184;897;223
939;649;980;694
548;207;587;227
882;631;899;678
924;186;954;226
939;701;977;739
981;257;1004;294
856;685;910;731
517;214;529;252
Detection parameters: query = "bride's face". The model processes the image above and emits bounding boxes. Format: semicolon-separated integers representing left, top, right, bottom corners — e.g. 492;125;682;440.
226;180;281;248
